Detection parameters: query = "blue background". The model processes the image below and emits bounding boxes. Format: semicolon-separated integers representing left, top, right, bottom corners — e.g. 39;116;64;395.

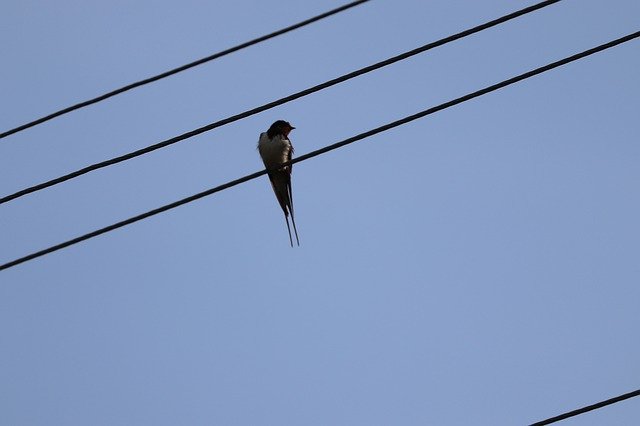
2;1;639;424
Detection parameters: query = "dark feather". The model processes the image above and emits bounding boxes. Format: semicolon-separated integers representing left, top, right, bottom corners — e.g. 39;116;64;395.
267;167;299;246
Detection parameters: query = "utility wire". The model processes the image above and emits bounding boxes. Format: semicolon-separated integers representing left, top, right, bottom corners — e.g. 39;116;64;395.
1;30;637;272
0;0;371;139
529;388;640;425
0;0;562;206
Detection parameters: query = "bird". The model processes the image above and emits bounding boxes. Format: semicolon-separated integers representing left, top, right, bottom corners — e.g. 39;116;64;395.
258;120;300;246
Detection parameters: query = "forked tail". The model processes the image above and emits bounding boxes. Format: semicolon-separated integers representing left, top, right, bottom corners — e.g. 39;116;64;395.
289;212;300;246
284;215;294;247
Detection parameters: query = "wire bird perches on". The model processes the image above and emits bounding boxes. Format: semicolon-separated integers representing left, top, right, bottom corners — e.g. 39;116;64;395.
0;0;371;139
1;29;637;272
529;388;640;425
0;0;562;206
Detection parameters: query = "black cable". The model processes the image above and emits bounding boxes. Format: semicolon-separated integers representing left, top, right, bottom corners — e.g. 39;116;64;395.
0;0;371;139
529;388;640;425
0;0;562;206
1;30;637;272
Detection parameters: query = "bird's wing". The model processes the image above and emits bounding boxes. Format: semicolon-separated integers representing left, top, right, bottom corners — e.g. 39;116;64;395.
268;170;292;217
283;140;299;245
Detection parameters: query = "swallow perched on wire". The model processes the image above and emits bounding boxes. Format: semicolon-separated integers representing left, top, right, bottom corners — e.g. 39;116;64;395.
258;120;300;246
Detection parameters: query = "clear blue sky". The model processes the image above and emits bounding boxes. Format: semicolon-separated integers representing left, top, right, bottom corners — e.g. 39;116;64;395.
2;1;639;424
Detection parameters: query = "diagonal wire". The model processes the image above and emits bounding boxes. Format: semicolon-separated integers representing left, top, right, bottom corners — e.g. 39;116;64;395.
0;0;562;206
529;388;640;425
1;29;637;272
0;0;371;139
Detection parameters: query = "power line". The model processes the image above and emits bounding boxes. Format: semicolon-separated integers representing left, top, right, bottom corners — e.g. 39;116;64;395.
529;388;640;425
1;30;637;272
0;0;562;206
0;0;371;139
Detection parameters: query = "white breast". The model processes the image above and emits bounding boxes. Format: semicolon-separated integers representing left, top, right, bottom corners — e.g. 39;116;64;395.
258;133;292;168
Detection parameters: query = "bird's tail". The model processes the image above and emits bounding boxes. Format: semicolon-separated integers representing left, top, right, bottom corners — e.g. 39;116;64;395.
287;184;300;247
284;215;294;247
270;171;300;247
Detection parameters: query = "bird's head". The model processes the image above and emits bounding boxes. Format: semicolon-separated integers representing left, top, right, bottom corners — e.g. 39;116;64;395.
267;120;295;138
